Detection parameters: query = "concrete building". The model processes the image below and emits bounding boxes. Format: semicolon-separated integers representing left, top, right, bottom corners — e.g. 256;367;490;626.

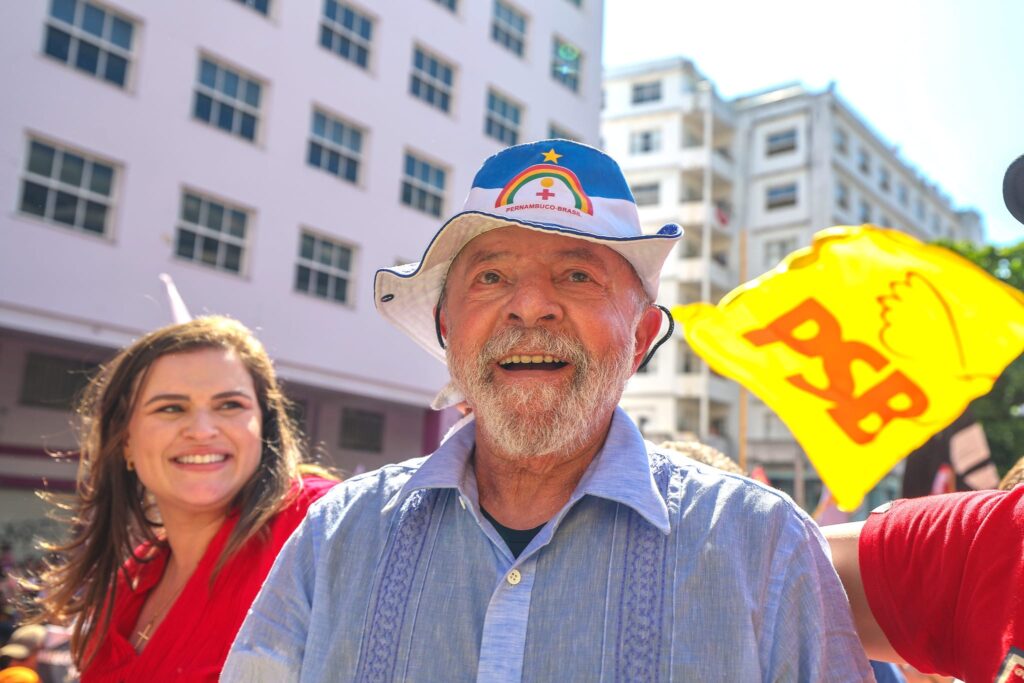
603;58;984;508
0;0;603;551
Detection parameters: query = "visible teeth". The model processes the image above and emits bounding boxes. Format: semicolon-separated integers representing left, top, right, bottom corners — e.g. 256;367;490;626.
176;453;227;464
498;355;567;366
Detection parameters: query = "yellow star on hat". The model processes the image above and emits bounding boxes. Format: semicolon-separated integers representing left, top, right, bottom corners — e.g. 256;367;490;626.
542;148;562;163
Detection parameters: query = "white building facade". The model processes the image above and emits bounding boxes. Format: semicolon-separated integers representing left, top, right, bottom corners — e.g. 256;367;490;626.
0;0;603;544
604;60;984;508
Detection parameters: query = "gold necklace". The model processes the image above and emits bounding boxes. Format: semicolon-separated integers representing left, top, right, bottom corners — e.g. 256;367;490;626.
133;570;189;651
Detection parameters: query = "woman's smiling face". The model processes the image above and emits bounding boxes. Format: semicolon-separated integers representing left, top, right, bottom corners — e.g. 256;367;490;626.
125;347;263;521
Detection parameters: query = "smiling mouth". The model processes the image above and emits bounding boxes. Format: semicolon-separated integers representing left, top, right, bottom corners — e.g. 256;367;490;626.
497;354;570;371
173;453;229;465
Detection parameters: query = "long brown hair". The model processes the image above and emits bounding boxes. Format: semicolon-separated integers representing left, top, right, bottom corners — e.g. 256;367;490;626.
32;316;317;668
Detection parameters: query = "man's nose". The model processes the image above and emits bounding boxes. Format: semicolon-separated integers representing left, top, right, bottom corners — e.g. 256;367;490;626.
503;277;562;326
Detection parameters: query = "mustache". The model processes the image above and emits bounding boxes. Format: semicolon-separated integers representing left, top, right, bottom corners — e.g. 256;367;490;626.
477;327;589;368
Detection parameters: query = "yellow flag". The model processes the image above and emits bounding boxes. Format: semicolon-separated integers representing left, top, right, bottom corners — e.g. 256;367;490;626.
673;225;1024;511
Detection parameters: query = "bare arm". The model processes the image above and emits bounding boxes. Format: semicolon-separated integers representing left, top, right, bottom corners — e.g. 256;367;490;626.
823;522;903;662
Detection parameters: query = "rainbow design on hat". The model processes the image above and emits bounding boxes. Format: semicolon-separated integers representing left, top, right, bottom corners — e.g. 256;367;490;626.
494;163;594;215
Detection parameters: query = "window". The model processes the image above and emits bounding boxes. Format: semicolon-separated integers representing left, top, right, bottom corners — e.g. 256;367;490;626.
320;1;372;69
629;129;661;154
835;181;849;210
915;197;925;221
233;0;269;14
631;182;659;206
308;109;364;183
551;36;581;92
766;129;797;156
857;147;871;175
175;191;248;274
20;138;115;236
401;152;446;217
897;182;908;207
765;183;797;209
879;167;891;192
858;199;872;223
295;231;353;304
763;237;796;269
930;213;942;235
548;123;577;141
492;0;526;56
193;57;261;142
20;352;97;410
410;47;454;113
340;407;384;452
484;90;521;146
833;128;848;155
631;80;661;104
44;0;134;88
431;0;457;10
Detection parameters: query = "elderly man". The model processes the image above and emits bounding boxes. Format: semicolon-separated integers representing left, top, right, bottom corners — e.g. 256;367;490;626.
223;140;870;681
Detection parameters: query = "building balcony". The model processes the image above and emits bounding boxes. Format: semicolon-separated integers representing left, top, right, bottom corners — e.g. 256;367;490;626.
662;256;736;291
676;200;733;230
678;146;735;179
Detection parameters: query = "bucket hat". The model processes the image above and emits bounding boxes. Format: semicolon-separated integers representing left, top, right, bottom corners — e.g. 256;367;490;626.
374;139;682;363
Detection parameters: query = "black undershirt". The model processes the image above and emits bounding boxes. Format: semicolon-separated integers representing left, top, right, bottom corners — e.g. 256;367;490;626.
480;506;545;558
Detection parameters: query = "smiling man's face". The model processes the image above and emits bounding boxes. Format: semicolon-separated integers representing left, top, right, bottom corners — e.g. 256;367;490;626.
440;226;656;459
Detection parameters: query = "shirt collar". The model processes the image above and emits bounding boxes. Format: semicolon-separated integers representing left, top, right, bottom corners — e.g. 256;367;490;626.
386;407;670;534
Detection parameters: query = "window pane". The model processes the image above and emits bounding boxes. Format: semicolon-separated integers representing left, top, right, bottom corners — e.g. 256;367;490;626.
89;163;113;195
315;271;329;297
217;103;235;132
317;242;333;265
239;113;256;141
333;277;348;302
51;0;76;24
295;264;311;291
74;40;100;74
20;182;49;217
28;142;56;178
300;234;315;259
110;16;132;49
176;229;196;258
206;203;224;231
334;246;350;270
327;150;340;175
104;53;127;86
308;142;323;168
243;81;260;108
44;26;72;61
59;153;85;187
199;59;217;88
82;200;107;233
227;210;246;237
54;191;78;225
182;194;201;223
224;244;242;272
82;4;105;38
194;93;213;122
221;71;239;98
200;236;219;265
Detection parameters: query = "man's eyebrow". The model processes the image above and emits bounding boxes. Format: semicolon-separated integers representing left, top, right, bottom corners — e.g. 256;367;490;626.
554;247;605;265
462;250;513;268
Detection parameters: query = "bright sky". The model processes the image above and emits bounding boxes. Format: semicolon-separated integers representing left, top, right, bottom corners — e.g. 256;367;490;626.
602;0;1024;246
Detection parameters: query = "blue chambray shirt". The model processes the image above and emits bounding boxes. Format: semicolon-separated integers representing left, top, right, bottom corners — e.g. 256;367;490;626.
223;408;871;682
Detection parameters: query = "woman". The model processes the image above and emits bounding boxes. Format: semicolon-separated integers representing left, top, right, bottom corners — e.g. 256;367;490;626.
31;316;337;681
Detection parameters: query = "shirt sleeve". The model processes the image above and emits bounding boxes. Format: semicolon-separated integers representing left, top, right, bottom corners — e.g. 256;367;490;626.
761;513;873;682
858;489;1015;678
221;504;323;682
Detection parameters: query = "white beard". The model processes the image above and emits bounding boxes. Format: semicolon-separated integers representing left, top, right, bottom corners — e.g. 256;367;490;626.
447;326;636;460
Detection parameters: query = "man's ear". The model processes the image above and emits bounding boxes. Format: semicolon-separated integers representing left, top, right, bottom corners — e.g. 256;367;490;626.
632;305;664;372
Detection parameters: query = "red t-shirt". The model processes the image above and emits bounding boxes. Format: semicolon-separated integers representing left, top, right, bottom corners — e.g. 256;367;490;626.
860;485;1024;683
81;475;336;683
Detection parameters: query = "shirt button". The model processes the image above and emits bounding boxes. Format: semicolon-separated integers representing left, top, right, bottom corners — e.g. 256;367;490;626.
506;569;522;586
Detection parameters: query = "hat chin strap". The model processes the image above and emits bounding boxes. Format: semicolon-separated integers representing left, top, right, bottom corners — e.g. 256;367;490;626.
436;303;675;372
637;305;674;372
